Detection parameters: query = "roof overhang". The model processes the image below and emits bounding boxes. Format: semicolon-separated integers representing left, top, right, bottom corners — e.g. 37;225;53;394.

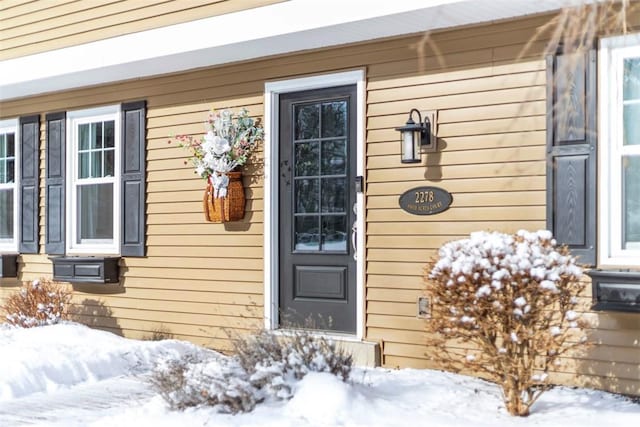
0;0;587;102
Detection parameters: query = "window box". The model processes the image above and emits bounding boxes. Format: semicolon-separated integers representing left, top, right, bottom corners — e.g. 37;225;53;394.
0;253;18;278
587;269;640;313
50;256;120;284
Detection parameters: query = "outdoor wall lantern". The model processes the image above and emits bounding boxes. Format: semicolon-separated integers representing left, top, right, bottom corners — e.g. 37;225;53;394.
396;109;436;163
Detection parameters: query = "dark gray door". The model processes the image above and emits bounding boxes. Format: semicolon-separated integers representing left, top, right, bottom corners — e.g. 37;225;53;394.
279;85;357;333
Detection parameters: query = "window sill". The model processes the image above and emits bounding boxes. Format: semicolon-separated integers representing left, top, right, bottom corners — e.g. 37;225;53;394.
586;269;640;313
0;254;18;278
49;256;120;284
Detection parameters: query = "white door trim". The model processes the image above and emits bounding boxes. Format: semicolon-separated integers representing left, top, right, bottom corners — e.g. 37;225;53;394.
263;69;366;339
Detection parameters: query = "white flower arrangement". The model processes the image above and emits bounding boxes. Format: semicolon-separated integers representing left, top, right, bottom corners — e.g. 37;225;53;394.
174;109;263;198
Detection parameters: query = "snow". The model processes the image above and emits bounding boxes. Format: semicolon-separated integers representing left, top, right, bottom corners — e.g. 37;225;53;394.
0;323;639;427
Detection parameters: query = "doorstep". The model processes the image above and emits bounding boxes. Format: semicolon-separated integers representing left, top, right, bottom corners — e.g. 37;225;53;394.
336;340;381;367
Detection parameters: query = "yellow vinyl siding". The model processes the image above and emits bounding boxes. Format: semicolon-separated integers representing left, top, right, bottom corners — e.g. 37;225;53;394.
0;0;285;60
0;12;639;396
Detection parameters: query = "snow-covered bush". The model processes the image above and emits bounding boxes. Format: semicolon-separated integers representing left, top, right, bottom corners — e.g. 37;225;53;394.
424;230;587;416
151;353;259;413
233;328;352;399
3;279;72;328
151;329;353;413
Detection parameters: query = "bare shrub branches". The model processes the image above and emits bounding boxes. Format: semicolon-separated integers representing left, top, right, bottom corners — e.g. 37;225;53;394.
151;328;353;413
424;230;588;416
3;279;72;328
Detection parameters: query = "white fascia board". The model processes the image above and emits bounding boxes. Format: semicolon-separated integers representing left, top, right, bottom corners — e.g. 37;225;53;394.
0;0;585;101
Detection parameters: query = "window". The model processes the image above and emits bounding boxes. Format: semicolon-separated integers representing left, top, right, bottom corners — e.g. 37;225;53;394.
0;119;18;253
599;33;640;266
67;106;120;254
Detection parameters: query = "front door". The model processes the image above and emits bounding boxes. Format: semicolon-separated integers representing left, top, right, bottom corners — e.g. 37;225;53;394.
278;85;357;333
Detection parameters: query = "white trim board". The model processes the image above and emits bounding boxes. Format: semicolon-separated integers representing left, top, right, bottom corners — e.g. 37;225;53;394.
263;69;366;339
0;0;590;101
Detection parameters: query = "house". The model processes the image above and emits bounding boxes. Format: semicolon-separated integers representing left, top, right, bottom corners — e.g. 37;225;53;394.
0;0;638;396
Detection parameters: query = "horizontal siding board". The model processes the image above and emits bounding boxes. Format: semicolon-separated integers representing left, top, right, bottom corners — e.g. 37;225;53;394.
367;145;544;169
367;191;545;209
1;0;283;59
367;161;545;183
367;176;546;196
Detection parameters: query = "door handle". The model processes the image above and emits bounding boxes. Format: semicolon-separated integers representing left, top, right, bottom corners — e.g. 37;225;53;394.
351;202;357;261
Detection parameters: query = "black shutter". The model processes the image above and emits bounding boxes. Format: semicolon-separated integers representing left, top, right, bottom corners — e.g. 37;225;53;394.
19;115;40;254
120;101;146;257
546;45;597;266
45;112;66;255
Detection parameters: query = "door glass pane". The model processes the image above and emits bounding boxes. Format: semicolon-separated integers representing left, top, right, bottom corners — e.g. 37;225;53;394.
623;104;640;145
295;104;319;140
104;120;115;148
295;179;319;213
0;189;13;239
77;183;113;241
321;140;346;175
295;216;320;251
294;142;319;176
624;58;640;101
623;156;640;249
321;178;346;213
321;101;347;138
322;216;347;252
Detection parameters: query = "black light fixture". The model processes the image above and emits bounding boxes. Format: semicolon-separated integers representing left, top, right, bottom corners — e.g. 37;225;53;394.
395;109;435;163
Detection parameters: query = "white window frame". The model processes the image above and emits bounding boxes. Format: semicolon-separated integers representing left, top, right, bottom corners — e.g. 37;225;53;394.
599;33;640;266
66;105;121;255
0;118;19;253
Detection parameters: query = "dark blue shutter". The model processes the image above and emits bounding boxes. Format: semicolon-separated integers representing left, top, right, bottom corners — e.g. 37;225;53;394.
546;46;597;266
120;101;146;257
45;112;66;255
19;115;40;254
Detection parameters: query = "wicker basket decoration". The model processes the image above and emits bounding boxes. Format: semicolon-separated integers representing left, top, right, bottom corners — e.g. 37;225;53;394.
203;171;245;223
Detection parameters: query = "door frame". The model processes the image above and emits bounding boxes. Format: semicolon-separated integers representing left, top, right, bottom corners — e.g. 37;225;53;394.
264;69;366;339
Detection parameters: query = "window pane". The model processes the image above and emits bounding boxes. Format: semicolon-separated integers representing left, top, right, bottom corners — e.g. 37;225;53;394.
79;152;91;179
6;159;14;183
78;183;113;241
0;189;14;239
105;149;114;177
623;156;640;248
0;160;5;184
294;141;319;176
104;120;115;148
0;134;5;156
295;104;319;140
6;133;14;157
321;101;347;138
91;151;103;178
91;122;102;149
624;58;640;101
79;124;90;150
295;215;320;251
322;215;347;252
623;104;640;145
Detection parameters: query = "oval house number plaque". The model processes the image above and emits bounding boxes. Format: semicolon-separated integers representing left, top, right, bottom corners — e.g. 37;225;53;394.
399;186;453;215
